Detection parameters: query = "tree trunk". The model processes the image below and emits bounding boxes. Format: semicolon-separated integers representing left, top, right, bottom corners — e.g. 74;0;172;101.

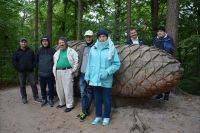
114;0;121;43
76;0;83;40
194;0;200;35
47;0;53;44
34;0;39;80
127;0;131;35
166;0;180;46
151;0;158;36
60;0;67;35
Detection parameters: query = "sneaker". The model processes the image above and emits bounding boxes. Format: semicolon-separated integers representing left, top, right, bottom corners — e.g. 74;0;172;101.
34;98;42;103
76;111;84;118
80;112;87;121
102;118;110;126
64;107;74;112
163;94;169;101
22;98;28;104
49;100;54;107
92;117;101;125
41;99;48;107
155;94;163;99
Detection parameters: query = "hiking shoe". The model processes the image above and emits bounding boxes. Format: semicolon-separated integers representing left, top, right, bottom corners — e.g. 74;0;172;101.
64;107;74;112
34;98;42;103
76;111;84;118
22;98;28;104
41;99;48;107
80;112;87;121
163;94;169;101
155;94;163;99
56;104;66;109
49;100;54;107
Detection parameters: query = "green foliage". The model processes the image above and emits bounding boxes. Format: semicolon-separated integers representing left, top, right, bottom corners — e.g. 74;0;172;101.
178;35;200;95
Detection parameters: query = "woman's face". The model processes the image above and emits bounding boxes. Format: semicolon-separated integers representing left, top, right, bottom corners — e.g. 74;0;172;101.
98;35;108;42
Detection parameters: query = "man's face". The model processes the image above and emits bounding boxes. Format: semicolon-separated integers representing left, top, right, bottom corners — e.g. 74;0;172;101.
58;40;67;49
20;41;27;49
85;35;93;43
157;30;165;38
98;35;107;42
42;39;48;47
130;29;138;39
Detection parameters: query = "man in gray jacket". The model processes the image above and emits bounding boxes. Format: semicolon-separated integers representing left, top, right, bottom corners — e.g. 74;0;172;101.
77;30;94;121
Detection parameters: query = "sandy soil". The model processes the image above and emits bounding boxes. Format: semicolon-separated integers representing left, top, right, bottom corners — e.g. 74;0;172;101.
0;86;200;133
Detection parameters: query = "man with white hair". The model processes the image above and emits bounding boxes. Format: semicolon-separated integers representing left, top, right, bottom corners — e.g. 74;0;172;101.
77;30;95;121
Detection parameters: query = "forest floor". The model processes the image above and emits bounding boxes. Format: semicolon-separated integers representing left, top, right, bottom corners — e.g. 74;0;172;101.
0;86;200;133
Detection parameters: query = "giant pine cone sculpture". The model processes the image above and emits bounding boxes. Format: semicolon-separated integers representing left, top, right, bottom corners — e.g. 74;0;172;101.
69;41;183;97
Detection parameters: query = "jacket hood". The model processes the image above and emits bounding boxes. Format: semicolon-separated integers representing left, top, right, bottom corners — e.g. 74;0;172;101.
41;35;50;48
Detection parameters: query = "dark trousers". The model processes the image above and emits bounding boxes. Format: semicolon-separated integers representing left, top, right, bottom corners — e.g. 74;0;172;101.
18;72;38;99
39;76;54;101
92;86;112;118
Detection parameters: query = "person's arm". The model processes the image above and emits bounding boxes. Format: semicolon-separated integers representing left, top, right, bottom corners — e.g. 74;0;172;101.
71;49;79;73
105;48;121;76
32;50;37;68
84;50;91;82
12;50;19;71
139;38;145;45
164;36;175;55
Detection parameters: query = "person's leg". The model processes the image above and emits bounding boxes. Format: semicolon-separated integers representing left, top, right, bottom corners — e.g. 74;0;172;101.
55;70;66;106
27;72;39;100
164;91;170;101
102;87;112;118
40;76;48;106
93;86;103;117
92;86;102;125
47;75;55;106
40;76;47;100
86;87;93;115
18;72;27;103
102;87;112;126
79;73;87;114
62;69;74;112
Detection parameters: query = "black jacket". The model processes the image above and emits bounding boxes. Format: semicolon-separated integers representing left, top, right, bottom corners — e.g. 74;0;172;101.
12;47;36;72
36;46;55;77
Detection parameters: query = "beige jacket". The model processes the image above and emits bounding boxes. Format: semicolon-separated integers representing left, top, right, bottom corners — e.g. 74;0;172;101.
53;47;78;78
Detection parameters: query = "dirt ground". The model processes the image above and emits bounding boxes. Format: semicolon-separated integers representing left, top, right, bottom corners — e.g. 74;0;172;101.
0;86;200;133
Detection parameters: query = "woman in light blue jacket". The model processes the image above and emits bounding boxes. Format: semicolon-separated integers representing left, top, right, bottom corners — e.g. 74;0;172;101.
85;29;121;126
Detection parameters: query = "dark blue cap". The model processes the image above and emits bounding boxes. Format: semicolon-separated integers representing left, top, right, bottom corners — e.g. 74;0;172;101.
97;28;108;38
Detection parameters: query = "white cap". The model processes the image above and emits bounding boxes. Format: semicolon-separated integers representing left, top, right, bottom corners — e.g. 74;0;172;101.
84;30;94;36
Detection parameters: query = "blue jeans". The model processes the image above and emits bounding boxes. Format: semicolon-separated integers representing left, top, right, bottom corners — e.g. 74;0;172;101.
39;75;54;101
79;73;93;114
92;86;111;118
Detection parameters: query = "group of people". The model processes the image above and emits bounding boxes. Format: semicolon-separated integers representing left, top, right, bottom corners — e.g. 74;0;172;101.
12;26;174;126
127;27;175;100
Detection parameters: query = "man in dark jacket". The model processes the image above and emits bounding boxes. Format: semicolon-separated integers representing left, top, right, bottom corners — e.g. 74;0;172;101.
36;36;55;107
127;28;145;45
153;26;175;101
12;38;41;104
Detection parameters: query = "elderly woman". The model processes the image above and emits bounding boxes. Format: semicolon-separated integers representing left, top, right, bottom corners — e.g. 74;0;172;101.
85;29;121;126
